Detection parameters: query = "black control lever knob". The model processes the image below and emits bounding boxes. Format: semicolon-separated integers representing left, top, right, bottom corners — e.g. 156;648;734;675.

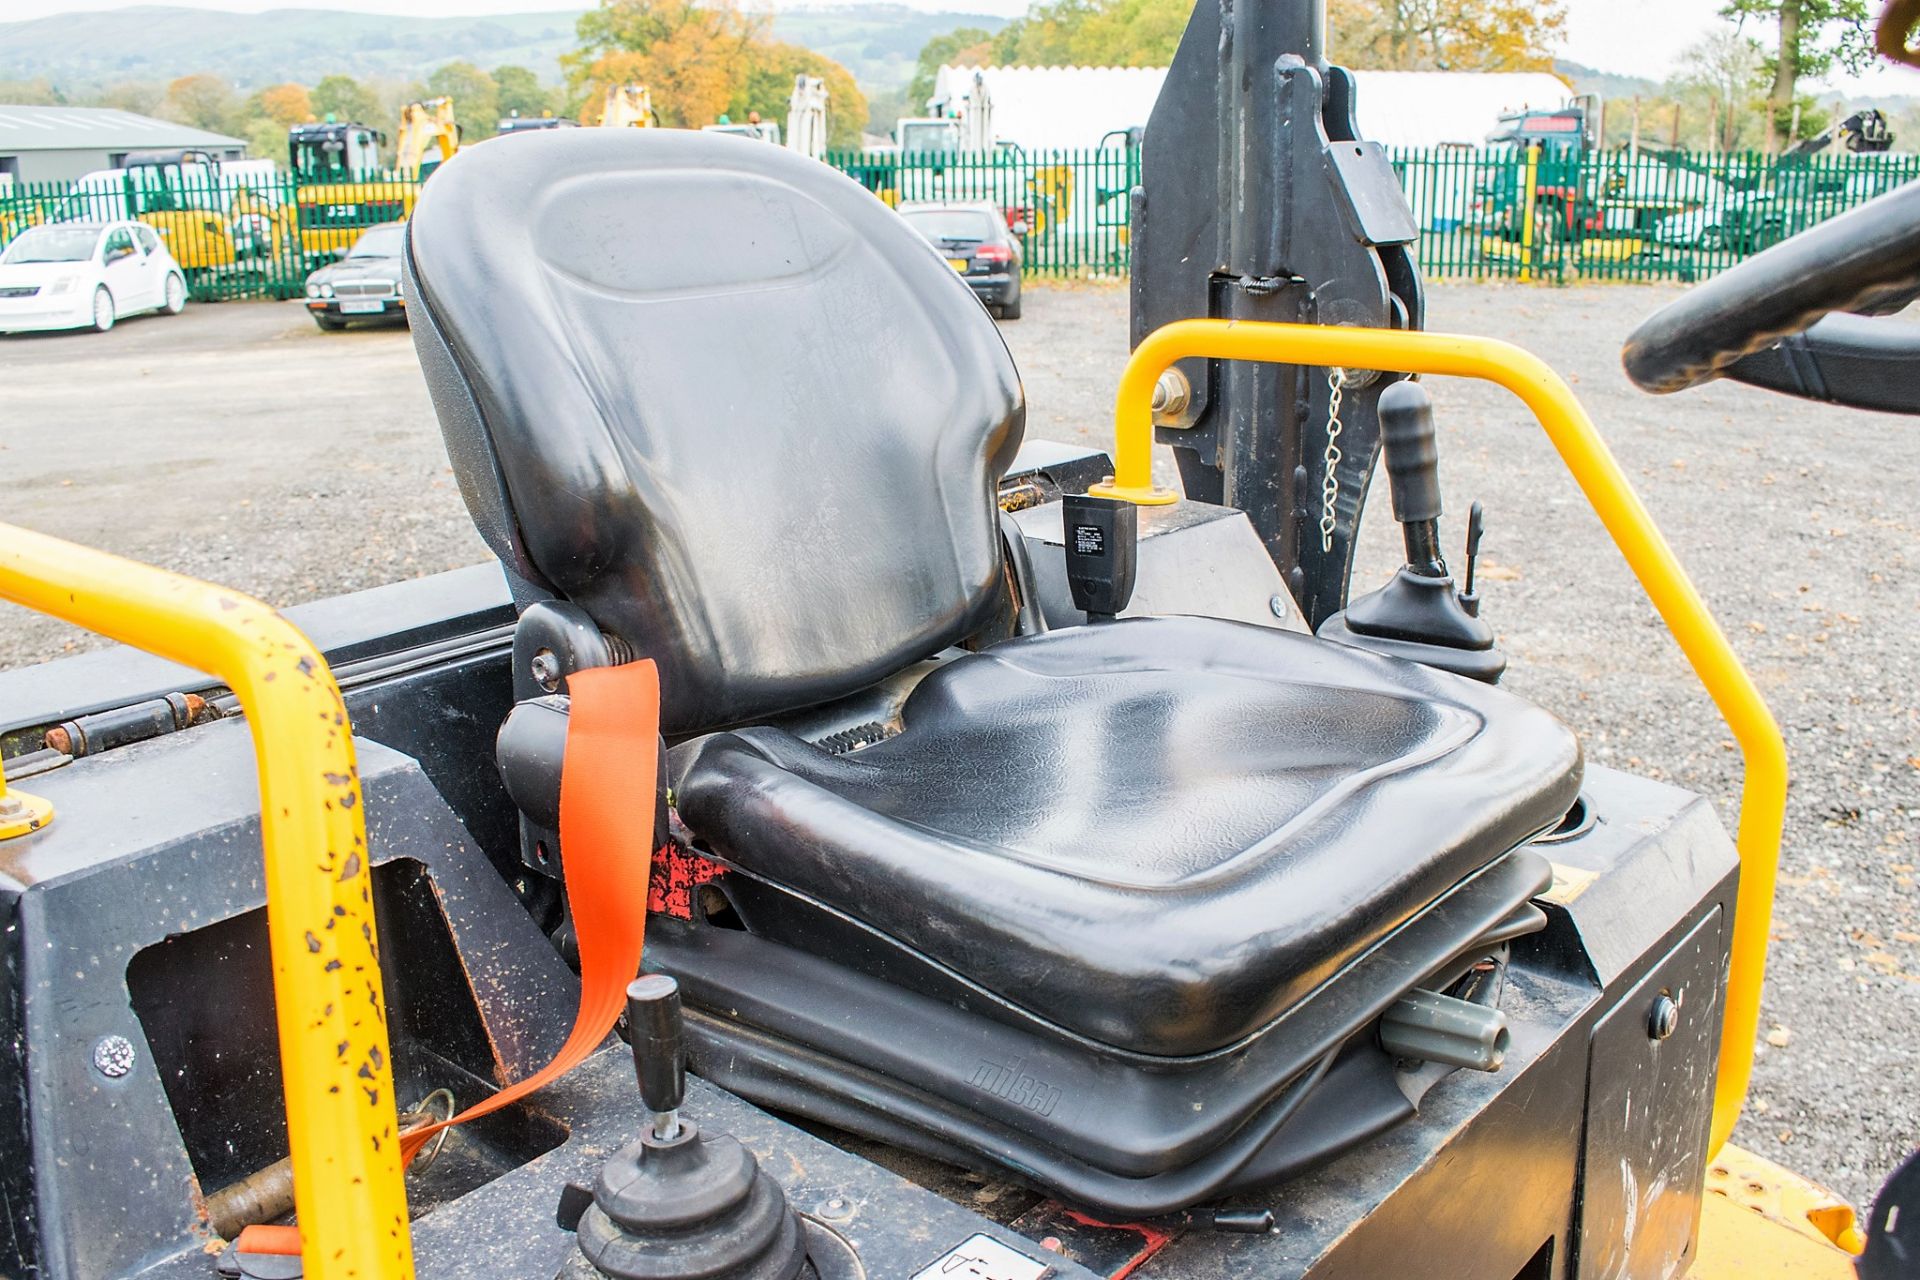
626;975;685;1139
1377;381;1446;575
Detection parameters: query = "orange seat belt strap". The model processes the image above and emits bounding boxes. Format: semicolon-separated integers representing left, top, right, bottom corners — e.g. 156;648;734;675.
394;657;662;1163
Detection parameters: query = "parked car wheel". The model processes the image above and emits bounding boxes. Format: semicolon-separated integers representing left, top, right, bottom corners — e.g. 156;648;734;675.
163;273;187;316
91;287;115;333
313;313;348;332
999;293;1022;321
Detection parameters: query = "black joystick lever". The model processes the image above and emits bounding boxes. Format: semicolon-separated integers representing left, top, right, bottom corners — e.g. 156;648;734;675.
628;973;684;1141
554;976;809;1280
1316;381;1505;683
1379;378;1448;578
1062;493;1138;622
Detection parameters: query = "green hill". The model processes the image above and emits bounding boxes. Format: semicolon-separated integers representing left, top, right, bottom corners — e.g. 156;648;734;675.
0;4;1004;95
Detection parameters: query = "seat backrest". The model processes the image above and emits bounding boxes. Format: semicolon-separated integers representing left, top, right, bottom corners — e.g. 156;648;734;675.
406;130;1026;733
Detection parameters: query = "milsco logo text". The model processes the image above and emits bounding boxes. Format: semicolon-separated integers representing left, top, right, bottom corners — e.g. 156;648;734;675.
970;1058;1062;1117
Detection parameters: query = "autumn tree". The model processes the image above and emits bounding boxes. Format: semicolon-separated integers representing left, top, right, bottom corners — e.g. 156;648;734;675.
1327;0;1567;71
158;73;240;135
240;82;314;162
427;61;501;141
1720;0;1871;146
566;0;863;135
310;75;382;126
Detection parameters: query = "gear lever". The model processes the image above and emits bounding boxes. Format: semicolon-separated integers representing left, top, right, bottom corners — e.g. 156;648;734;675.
554;976;808;1280
1316;381;1505;683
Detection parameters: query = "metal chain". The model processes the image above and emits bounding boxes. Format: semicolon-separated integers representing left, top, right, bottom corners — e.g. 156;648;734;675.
1320;367;1348;554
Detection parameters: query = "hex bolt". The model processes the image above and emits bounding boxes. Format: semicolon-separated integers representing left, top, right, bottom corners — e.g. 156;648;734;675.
1648;993;1680;1042
1269;594;1290;619
93;1034;136;1079
529;648;562;693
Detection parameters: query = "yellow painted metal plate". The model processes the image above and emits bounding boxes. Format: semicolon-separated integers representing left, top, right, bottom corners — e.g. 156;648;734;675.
1692;1142;1862;1277
1693;1187;1857;1279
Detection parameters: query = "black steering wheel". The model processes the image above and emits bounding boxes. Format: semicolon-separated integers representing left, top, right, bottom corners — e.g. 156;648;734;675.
1622;180;1920;406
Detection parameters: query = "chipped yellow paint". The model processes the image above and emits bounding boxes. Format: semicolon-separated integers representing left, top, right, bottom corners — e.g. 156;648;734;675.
1702;1142;1865;1256
0;523;411;1280
1099;320;1788;1155
0;769;54;840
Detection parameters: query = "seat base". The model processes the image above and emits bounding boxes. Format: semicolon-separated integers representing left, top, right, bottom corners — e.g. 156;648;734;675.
641;847;1553;1217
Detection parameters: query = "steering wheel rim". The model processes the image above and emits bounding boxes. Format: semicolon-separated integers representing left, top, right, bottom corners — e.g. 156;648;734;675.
1621;179;1920;395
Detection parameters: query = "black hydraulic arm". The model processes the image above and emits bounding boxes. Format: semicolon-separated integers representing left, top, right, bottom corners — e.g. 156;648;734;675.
1131;0;1426;626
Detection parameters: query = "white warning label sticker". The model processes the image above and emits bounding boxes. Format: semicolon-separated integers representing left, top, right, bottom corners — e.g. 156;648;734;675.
910;1232;1055;1280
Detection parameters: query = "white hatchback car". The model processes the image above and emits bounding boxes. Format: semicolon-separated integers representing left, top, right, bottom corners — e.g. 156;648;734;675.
0;220;187;334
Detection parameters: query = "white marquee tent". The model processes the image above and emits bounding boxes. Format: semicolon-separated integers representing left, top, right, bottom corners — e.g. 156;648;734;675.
928;65;1576;152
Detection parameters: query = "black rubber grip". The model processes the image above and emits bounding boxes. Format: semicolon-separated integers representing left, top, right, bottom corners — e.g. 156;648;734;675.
627;974;685;1115
1378;380;1442;524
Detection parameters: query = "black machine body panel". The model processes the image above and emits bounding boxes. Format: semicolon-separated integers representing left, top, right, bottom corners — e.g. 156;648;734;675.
1132;0;1426;626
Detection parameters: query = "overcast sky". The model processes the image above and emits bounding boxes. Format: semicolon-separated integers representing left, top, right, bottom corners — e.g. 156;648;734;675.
4;0;1913;91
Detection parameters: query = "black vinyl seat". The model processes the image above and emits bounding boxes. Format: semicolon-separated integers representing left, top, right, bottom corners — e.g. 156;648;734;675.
405;128;1584;1209
680;614;1579;1058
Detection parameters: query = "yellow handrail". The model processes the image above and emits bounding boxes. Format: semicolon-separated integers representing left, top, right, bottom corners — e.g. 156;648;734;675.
0;524;412;1279
1092;319;1785;1153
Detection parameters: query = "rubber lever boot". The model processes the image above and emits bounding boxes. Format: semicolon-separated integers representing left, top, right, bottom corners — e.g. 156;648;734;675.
1317;381;1504;682
554;977;807;1280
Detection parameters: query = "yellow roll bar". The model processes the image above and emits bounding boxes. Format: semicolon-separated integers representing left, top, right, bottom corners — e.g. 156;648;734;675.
1093;319;1785;1153
0;524;412;1279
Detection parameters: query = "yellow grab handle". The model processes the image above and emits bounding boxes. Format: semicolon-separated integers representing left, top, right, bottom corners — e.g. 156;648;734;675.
0;523;412;1279
1095;319;1785;1154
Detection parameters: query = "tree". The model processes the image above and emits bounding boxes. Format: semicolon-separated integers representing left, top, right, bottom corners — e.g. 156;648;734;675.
1669;25;1767;149
989;0;1190;68
909;27;999;110
158;73;239;135
733;41;870;149
240;83;313;161
252;83;313;127
310;75;382;126
0;78;63;106
1720;1;1872;146
1327;0;1567;71
426;61;501;142
494;65;555;121
565;0;861;134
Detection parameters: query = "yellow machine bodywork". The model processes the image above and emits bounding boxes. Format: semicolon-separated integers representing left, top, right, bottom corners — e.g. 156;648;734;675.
595;84;659;128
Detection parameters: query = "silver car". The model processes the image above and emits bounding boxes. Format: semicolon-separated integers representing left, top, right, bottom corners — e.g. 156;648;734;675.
303;222;407;331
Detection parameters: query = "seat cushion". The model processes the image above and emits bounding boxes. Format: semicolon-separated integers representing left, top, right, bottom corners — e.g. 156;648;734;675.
677;615;1582;1057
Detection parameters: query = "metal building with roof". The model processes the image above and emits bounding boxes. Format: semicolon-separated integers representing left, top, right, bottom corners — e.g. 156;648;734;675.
0;105;246;185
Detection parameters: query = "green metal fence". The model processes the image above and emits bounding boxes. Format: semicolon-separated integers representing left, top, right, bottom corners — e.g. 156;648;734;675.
1391;144;1920;284
0;169;422;302
3;146;1914;303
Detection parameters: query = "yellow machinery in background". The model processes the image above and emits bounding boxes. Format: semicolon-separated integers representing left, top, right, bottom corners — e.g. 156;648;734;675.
289;100;457;261
595;84;659;129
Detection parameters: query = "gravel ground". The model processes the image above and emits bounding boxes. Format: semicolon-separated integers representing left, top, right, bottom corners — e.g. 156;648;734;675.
2;283;1914;1208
